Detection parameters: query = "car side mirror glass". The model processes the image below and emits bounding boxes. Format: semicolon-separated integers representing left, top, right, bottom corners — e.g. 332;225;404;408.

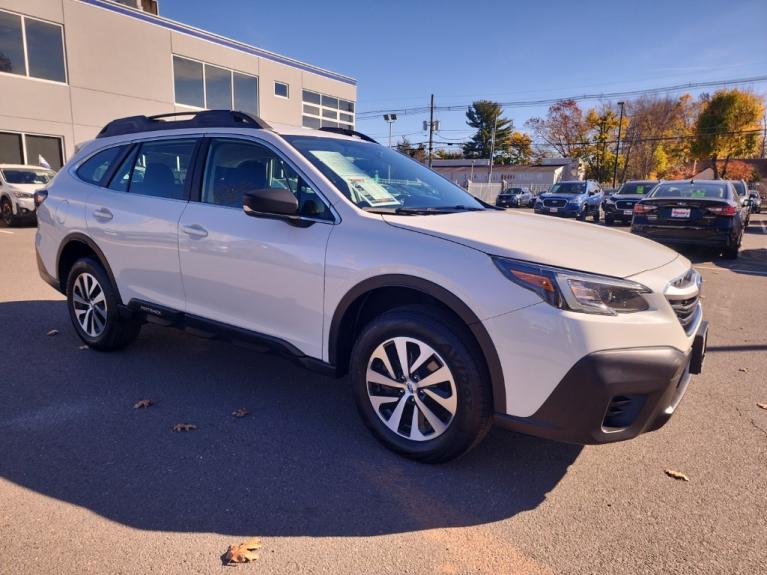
243;188;300;219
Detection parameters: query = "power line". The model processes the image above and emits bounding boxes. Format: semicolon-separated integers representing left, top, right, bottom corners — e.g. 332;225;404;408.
356;75;767;119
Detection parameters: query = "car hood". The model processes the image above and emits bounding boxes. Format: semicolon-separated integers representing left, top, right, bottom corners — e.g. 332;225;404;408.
539;193;585;201
383;209;679;278
5;183;42;194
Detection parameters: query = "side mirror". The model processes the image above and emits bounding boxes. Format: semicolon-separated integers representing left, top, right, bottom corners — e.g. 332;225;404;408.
243;188;301;223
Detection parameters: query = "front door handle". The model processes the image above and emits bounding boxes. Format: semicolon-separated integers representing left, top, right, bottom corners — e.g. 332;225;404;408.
181;224;208;238
93;207;113;221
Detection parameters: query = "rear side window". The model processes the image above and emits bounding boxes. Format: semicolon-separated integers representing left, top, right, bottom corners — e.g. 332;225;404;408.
107;139;197;200
76;145;126;185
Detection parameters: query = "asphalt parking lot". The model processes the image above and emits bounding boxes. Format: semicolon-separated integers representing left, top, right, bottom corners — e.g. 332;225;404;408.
1;214;766;575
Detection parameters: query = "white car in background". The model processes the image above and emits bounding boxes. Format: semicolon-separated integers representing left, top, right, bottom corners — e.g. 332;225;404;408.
35;110;708;462
0;164;56;226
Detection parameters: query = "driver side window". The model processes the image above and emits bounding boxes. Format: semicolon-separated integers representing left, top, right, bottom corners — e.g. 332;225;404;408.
202;138;332;220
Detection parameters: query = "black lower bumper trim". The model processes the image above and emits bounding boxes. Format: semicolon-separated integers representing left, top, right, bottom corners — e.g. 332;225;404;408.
36;250;63;293
495;346;693;444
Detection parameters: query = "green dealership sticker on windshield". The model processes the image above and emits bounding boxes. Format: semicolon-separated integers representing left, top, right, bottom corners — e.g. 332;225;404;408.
691;189;705;198
309;151;400;206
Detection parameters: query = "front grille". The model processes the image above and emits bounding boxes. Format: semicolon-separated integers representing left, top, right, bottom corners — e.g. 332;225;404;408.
544;199;567;207
665;268;701;334
616;200;636;210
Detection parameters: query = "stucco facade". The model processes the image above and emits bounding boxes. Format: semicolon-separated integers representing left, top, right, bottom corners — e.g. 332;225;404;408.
0;0;356;168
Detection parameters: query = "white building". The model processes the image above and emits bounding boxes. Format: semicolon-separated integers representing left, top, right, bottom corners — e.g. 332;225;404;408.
0;0;357;169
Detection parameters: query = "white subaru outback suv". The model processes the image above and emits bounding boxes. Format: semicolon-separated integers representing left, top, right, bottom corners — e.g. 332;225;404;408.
35;110;708;462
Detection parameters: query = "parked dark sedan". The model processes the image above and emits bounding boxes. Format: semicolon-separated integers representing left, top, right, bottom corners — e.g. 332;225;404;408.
602;180;658;225
496;187;533;208
631;180;746;259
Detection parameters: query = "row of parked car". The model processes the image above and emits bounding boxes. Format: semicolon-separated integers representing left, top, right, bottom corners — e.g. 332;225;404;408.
495;179;761;259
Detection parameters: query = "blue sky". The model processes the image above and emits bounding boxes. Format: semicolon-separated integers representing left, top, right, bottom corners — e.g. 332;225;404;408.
160;0;767;148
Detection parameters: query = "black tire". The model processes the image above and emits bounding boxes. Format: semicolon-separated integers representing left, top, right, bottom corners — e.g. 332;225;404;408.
350;305;493;463
592;206;600;223
1;197;15;227
576;208;586;221
604;215;614;226
721;232;742;260
66;257;141;350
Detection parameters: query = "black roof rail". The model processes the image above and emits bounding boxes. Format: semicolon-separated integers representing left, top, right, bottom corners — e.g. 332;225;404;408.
96;110;272;139
318;126;378;144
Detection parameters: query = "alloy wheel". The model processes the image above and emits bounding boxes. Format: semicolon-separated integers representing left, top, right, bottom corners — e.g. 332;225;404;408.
72;272;108;337
1;201;12;225
365;336;457;441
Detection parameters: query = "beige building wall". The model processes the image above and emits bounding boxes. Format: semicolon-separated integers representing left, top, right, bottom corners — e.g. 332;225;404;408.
0;0;356;164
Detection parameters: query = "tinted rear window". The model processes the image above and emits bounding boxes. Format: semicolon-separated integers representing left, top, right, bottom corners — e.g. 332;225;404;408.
76;145;126;185
618;182;656;195
651;183;730;200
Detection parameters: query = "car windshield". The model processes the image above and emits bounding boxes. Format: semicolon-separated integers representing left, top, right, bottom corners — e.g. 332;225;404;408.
548;182;585;194
284;136;484;213
503;188;524;195
2;168;54;185
651;182;730;200
617;182;656;195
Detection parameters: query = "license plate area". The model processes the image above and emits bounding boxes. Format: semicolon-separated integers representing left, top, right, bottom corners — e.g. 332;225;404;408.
550;208;558;213
623;209;633;216
671;208;691;218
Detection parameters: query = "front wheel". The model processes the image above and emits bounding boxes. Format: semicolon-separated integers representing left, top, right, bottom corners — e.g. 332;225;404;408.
66;258;141;350
592;206;600;223
350;306;493;463
1;198;15;227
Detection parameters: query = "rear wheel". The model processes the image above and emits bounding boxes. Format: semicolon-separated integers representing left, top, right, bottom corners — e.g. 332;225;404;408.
66;258;141;350
350;306;493;463
721;232;742;260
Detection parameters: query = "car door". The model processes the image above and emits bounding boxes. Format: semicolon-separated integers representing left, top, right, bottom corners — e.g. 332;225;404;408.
177;136;335;359
86;137;199;311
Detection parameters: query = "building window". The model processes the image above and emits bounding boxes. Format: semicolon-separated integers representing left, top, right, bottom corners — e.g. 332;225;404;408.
274;81;289;98
204;64;232;109
0;131;64;170
0;9;67;83
173;55;258;115
301;90;355;130
233;72;259;116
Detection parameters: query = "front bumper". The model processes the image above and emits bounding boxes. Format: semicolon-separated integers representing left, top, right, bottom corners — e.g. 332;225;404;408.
534;204;581;217
603;203;634;220
495;321;707;444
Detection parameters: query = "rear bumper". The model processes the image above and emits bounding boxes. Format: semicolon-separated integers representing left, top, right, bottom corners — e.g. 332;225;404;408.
631;224;733;247
36;249;62;293
494;324;707;444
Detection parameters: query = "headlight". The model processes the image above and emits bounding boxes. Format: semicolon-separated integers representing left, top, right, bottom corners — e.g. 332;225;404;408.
492;257;651;315
605;198;615;205
568;199;582;206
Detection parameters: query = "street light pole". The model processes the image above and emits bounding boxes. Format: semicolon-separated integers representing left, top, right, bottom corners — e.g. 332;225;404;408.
383;113;397;148
428;94;435;168
612;101;625;188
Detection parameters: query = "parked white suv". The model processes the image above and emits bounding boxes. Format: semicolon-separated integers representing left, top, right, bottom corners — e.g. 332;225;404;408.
35;111;708;462
1;164;55;226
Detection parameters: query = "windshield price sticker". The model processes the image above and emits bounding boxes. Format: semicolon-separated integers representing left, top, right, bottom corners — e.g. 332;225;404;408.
310;151;400;206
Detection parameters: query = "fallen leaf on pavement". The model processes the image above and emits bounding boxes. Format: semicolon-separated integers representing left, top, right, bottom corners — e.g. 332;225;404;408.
47;329;59;336
232;408;249;418
223;538;261;565
79;344;89;350
133;399;154;409
738;368;748;373
757;403;767;411
172;423;197;432
664;469;689;482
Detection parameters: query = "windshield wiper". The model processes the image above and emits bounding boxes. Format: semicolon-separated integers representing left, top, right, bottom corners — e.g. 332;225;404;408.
363;205;484;215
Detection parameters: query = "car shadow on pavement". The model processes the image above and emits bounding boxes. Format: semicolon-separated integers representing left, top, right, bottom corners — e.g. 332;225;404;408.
0;300;581;537
680;246;767;277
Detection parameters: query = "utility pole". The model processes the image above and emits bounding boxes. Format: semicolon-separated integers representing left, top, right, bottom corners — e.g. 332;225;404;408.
488;114;498;184
383;113;397;148
428;94;435;168
762;112;766;158
612;101;625;188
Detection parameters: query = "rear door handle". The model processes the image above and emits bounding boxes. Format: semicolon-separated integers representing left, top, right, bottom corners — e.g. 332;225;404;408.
93;207;113;221
181;224;208;238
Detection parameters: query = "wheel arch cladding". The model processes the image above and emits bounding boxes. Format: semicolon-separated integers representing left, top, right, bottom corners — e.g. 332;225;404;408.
57;233;121;300
329;274;506;412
